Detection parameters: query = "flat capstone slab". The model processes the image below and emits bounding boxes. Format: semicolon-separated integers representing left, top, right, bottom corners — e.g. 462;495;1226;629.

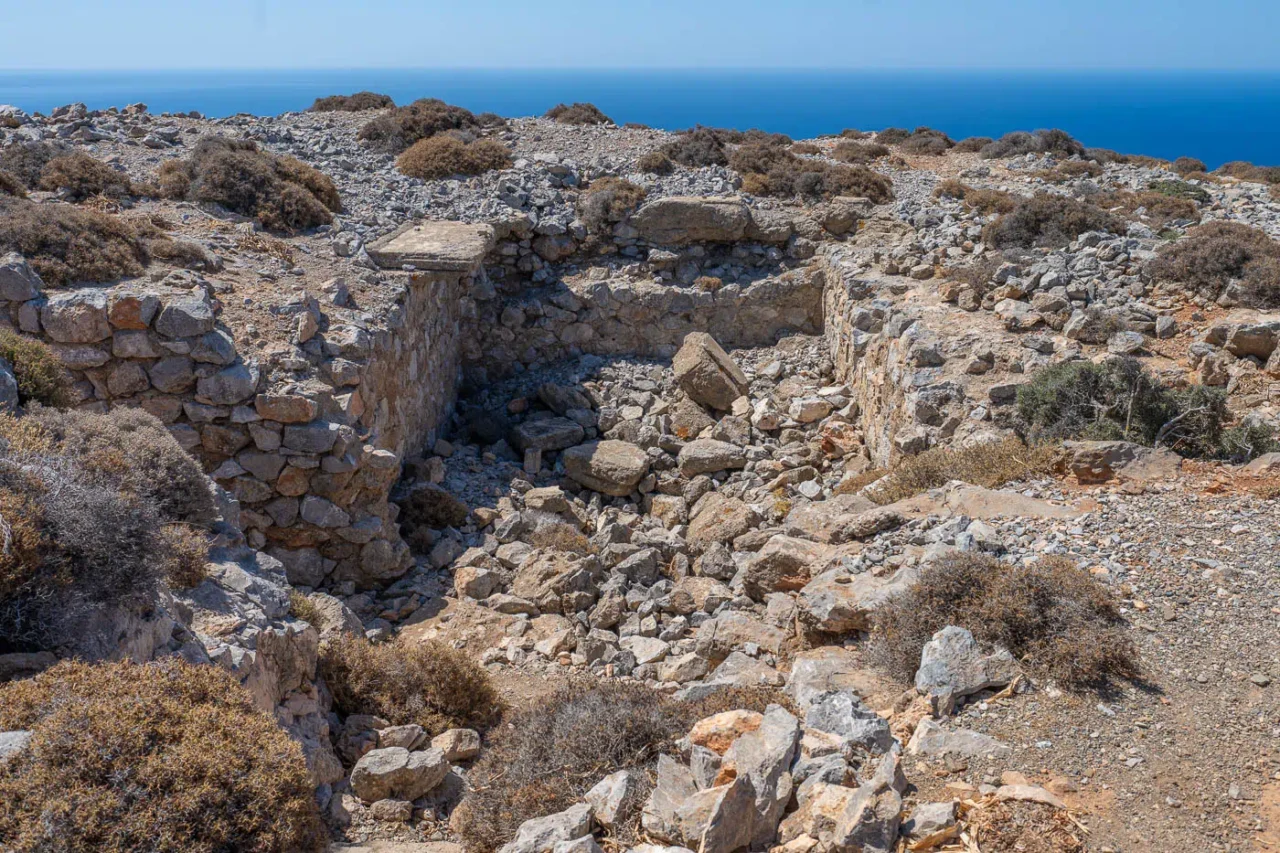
366;220;495;272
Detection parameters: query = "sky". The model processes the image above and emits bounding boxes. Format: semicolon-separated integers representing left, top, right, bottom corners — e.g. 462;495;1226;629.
3;0;1280;70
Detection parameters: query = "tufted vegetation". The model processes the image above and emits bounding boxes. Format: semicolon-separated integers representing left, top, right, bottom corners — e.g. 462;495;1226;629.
545;102;613;125
730;141;892;203
1146;220;1280;306
979;128;1085;160
38;152;134;201
0;141;69;189
0;197;151;285
310;91;395;111
983;194;1122;249
155;137;341;232
0;658;326;853
0;407;214;652
358;97;480;154
577;177;647;232
396;135;512;180
0;330;71;408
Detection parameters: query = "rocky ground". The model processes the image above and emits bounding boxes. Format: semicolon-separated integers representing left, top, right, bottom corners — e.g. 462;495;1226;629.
3;100;1280;853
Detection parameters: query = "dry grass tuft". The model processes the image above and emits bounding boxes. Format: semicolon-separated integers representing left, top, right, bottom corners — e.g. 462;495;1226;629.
320;634;503;735
577;177;646;232
870;551;1138;690
869;437;1058;505
0;658;326;853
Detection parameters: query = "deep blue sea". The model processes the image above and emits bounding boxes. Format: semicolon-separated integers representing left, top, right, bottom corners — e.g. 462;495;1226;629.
2;69;1279;169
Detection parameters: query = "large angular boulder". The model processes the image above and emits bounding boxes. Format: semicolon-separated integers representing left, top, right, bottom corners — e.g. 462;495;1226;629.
718;705;802;846
914;626;1018;715
511;417;586;452
677;439;746;477
673;333;749;412
1062;440;1181;484
797;565;919;633
349;747;449;803
563;440;649;497
804;690;894;755
500;802;594;853
641;755;756;853
742;535;830;599
687;493;759;551
631;196;751;245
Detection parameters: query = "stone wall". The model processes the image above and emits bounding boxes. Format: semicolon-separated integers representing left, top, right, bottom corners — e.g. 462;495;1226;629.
0;253;470;591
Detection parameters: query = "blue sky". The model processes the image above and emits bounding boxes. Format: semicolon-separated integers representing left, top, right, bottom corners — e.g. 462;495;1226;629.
3;0;1279;70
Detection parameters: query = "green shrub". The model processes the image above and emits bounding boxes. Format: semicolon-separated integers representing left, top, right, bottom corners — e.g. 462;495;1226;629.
0;658;326;853
870;552;1138;690
39;153;134;201
983;194;1122;248
154;137;341;233
1146;220;1280;304
979;129;1085;160
0;330;72;407
395;135;512;179
1148;179;1211;204
1172;156;1207;175
320;634;502;735
0;197;151;285
310;91;395;111
545;102;612;125
577;177;646;232
1016;357;1244;458
358;98;480;154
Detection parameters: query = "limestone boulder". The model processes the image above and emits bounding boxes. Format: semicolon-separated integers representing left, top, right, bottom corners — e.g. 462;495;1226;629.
631;196;750;245
563;440;649;496
914;626;1018;714
673;332;749;412
677;439;746;477
349;747;450;803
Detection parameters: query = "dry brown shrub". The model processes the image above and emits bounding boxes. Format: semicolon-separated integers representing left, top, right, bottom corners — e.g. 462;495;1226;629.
1146;220;1280;304
638;150;675;174
869;436;1057;505
869;551;1138;690
965;799;1086;852
1095;188;1200;227
545;102;613;125
0;329;72;407
310;91;395;111
0;169;28;198
933;180;1018;215
577;177;646;232
154;137;341;233
984;194;1122;249
0;658;326;853
730;142;892;203
358;98;480;154
0;141;68;189
661;128;729;167
39;153;133;201
832;141;890;164
320;634;503;735
791;142;821;155
1216;160;1280;185
157;524;210;588
952;136;993;153
876;127;912;145
396;135;512;180
0;197;150;284
1029;160;1102;183
1172;156;1207;175
453;681;785;853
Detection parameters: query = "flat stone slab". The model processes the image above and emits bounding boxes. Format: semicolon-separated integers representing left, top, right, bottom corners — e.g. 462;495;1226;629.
366;220;495;272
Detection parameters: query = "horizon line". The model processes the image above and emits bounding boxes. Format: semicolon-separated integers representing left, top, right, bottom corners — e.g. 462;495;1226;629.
4;65;1280;74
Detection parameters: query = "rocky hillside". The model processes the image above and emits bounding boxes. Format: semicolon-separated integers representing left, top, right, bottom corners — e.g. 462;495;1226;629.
0;97;1278;853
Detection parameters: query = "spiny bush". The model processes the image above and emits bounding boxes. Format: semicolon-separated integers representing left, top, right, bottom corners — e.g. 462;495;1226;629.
0;141;69;189
396;135;512;179
840;128;869;139
1085;148;1167;168
1094;189;1199;228
310;91;395;111
1147;179;1210;205
870;551;1138;691
638;150;675;174
155;137;341;232
1016;357;1242;457
660;127;729;167
1146;220;1280;304
876;127;912;145
898;127;954;155
933;180;1018;215
0;658;326;853
38;152;134;201
1216;160;1280;185
0;170;27;198
0;330;71;407
0;409;213;652
358;97;480;154
832;141;889;164
868;436;1057;505
0;197;150;285
791;142;820;155
979;128;1085;160
453;682;790;852
320;634;502;735
1172;156;1207;175
546;102;613;125
731;142;892;203
577;177;646;232
983;194;1122;249
476;111;509;129
952;136;993;153
1031;160;1102;183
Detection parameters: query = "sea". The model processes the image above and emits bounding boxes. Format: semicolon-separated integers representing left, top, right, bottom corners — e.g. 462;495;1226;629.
2;68;1279;169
